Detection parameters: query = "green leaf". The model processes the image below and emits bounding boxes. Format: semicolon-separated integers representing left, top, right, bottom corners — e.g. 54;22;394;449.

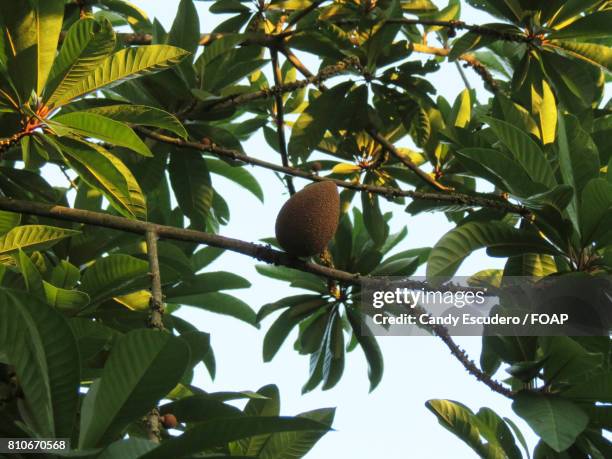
97;438;157;459
79;329;190;448
550;40;612;71
561;372;612;402
140;416;330;459
45;18;117;106
427;221;556;281
257;295;327;323
361;187;389;248
55;45;189;106
231;385;280;455
556;113;600;235
60;138;147;219
84;104;188;139
263;300;326;361
346;308;384;391
450;89;471;128
0;210;20;236
258;408;336;459
322;309;345;390
80;254;149;304
288;82;353;161
545;0;603;28
484;117;556;188
168;0;200;59
448;31;497;61
31;0;65;95
474;408;523;459
0;288;80;438
580;178;612;246
0;225;79;258
171;292;257;326
16;249;45;299
512;392;588;452
2;1;64;98
540;336;603;385
206;158;264;202
43;282;90;313
191;246;224;271
425;399;496;458
166;271;251;298
98;0;151;30
53;111;153;157
549;11;612;40
169;151;213;228
455;147;543;197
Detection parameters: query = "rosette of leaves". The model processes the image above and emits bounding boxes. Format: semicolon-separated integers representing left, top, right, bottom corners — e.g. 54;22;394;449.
258;207;431;392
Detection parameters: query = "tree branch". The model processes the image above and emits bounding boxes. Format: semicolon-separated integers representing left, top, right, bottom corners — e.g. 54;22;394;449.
0;195;512;397
417;305;514;398
338;18;533;45
193;56;358;113
145;230;165;331
144;230;165;443
270;49;296;195
0;196;362;284
136;127;527;216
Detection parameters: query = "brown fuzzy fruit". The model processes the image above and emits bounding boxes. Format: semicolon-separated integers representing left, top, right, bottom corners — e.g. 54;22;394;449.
275;181;340;257
162;414;178;429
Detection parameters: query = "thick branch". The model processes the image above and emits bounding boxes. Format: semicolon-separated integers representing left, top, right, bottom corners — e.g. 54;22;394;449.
0;195;511;397
136;127;527;216
270;49;296;195
0;196;362;284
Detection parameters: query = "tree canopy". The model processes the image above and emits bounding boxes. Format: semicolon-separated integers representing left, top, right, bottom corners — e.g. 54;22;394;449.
0;0;610;457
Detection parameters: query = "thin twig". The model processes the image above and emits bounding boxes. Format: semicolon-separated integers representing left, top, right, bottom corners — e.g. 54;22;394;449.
59;166;78;190
411;44;499;93
136;127;527;216
454;60;472;91
270;49;296;195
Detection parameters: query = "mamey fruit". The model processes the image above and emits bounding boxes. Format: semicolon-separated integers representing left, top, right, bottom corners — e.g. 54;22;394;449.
161;413;178;429
275;181;340;257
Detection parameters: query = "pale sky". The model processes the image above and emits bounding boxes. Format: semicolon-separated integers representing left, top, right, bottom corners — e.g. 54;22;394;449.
118;1;537;457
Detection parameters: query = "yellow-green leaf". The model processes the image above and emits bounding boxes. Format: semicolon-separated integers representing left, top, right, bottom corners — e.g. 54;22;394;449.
54;45;190;106
531;80;557;145
331;163;360;174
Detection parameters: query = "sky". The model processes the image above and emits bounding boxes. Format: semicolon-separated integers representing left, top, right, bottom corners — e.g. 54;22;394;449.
89;1;539;457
